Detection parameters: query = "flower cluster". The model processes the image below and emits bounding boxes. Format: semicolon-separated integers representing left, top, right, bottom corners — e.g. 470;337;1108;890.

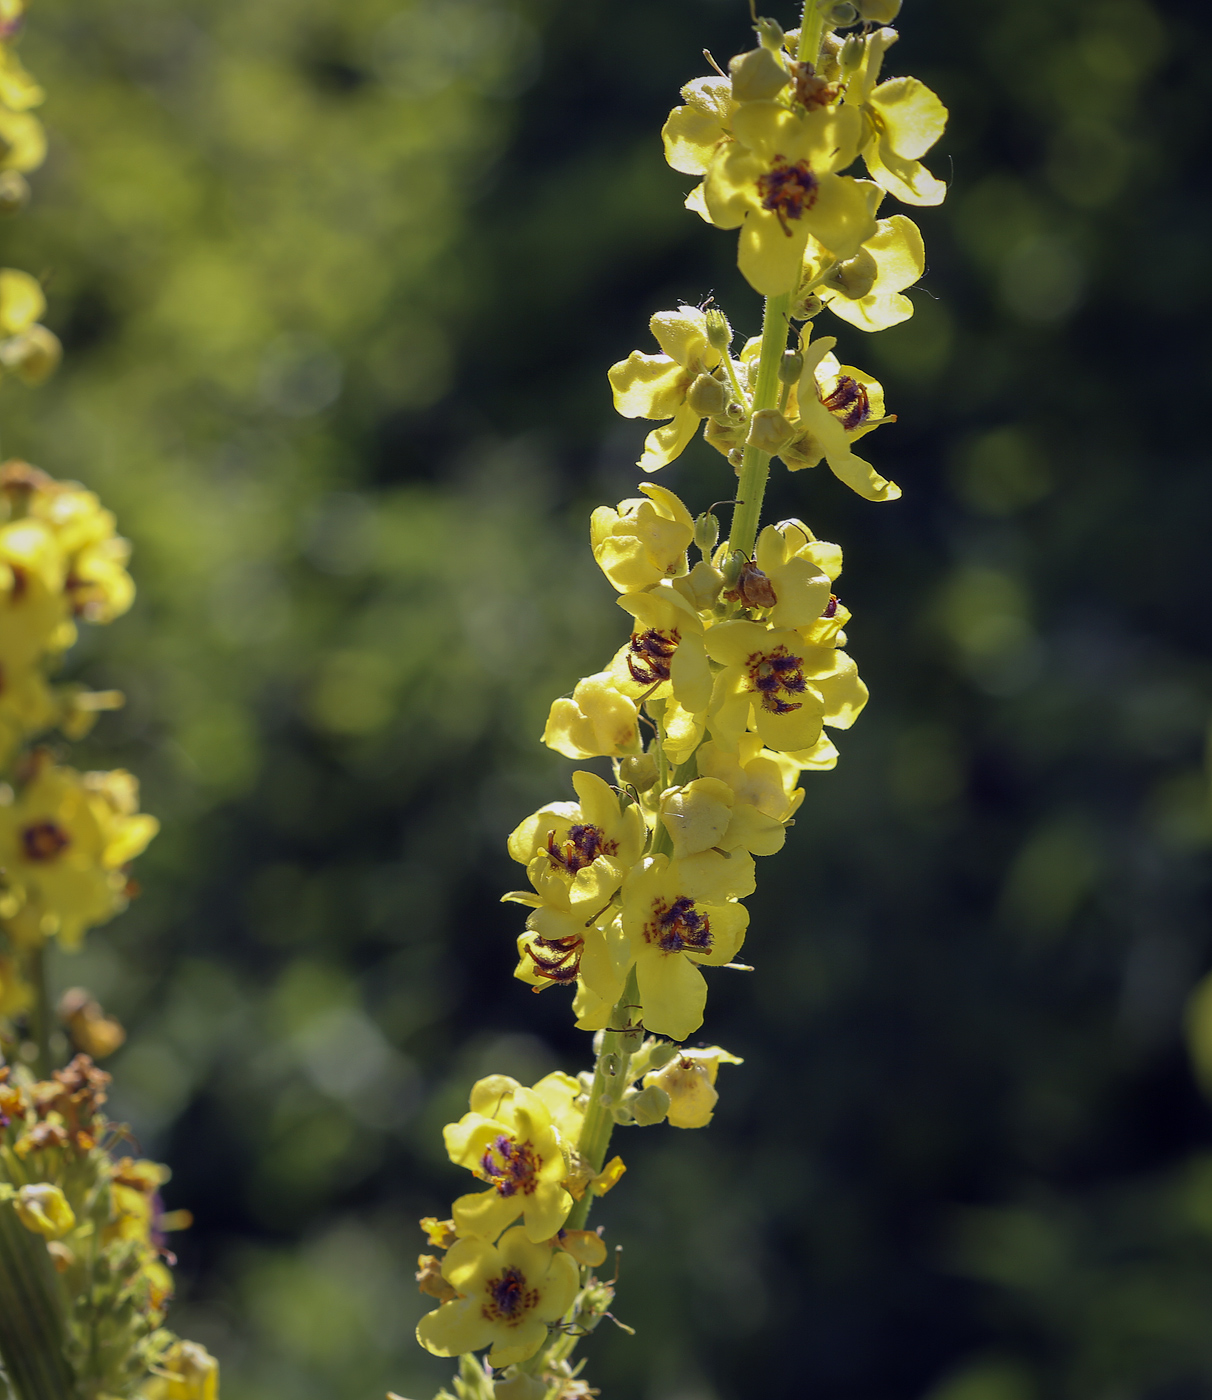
0;1055;218;1399
413;4;946;1395
523;497;859;1041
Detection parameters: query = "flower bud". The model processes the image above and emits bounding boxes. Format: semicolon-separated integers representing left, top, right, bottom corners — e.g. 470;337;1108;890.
628;1083;671;1126
618;752;658;792
686;371;728;418
721;550;744;590
728;448;744;471
14;1182;75;1239
755;16;785;50
704;306;732;352
694;510;720;555
820;1;858;26
823;247;878;301
839;33;866;72
728;46;789;102
746;407;796;455
792;292;824;319
857;0;901;21
778;349;804;385
0;170;29;216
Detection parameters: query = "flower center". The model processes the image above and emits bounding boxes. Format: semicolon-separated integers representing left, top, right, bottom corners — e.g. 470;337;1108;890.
645;895;712;955
482;1265;539;1325
626;627;678;686
22;820;70;861
480;1134;541;1197
746;645;808;715
821;375;871;432
547;823;618;875
757;158;819;235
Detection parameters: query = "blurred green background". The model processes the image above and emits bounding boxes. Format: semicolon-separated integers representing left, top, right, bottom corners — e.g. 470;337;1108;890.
5;0;1212;1396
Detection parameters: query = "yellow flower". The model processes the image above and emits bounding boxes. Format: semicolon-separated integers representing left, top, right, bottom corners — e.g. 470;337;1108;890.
0;107;44;172
0;267;43;335
845;28;948;206
507;770;645;913
783;338;900;501
0;761;159;948
662;76;733;177
0;663;59;768
590;483;695;593
0;42;43;113
620;854;750;1041
695;735;804;824
705;619;868;754
13;1181;75;1238
808;213;925;331
705;621;826;753
749;520;834;628
702;100;874;296
608;582;712;714
514;905;633;1034
542;673;639;761
607;307;722;471
444;1082;574;1243
0;517;71;671
144;1341;220;1400
416;1226;580;1368
659;776;789;859
643;1046;743;1128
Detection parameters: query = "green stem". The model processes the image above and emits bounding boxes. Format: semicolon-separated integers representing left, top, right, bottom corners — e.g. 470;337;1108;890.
727;290;790;561
798;0;826;65
565;965;642;1232
0;1201;74;1400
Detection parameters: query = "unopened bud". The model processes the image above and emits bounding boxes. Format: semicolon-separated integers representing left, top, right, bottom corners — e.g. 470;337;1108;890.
729;448;744;474
694;511;720;555
0;170;28;216
618;753;658;792
645;1041;680;1071
819;0;858;26
746;407;796;455
721;550;745;590
686;372;729;418
728;46;789;102
824;247;878;300
703;306;732;352
755;16;785;50
494;1375;546;1400
0;323;60;385
792;292;824;320
628;1083;671;1127
840;33;866;71
857;0;901;21
779;349;804;385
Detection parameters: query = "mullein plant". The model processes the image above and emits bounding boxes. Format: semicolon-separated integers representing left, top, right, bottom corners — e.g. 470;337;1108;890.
408;2;945;1398
0;4;219;1398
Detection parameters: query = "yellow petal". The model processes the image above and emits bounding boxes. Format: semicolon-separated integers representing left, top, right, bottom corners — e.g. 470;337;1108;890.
868;77;948;160
662;102;725;176
607;351;687;420
639;404;700;472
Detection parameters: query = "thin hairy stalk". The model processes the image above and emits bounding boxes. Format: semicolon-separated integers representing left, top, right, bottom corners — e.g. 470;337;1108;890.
727;289;790;561
22;944;52;1081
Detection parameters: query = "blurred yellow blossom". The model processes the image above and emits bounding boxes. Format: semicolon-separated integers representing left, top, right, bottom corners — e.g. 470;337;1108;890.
13;1181;75;1238
0;759;159;948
